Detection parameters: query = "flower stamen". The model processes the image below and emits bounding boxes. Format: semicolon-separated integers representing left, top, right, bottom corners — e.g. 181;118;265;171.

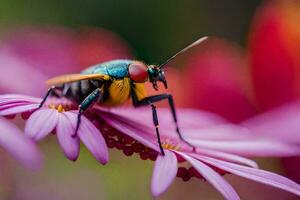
161;139;180;151
49;104;65;113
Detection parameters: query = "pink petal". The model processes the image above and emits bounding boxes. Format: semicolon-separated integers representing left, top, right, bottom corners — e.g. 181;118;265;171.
177;152;240;200
0;102;32;109
151;150;178;197
0;104;39;116
100;112;160;152
95;106;226;130
187;138;300;157
0;117;43;170
0;101;34;108
185;124;252;141
56;113;80;161
100;110;192;153
193;149;258;168
0;51;47;95
25;109;58;140
0;94;41;104
242;102;300;144
197;156;300;196
66;112;109;164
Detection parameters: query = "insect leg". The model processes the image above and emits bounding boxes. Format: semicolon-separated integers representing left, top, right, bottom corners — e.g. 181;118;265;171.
73;87;103;137
166;94;196;151
130;84;165;155
39;85;61;108
131;83;195;151
151;103;165;155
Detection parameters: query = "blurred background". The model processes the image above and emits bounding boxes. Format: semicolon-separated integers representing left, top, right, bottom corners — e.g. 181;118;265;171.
0;0;260;62
1;0;300;199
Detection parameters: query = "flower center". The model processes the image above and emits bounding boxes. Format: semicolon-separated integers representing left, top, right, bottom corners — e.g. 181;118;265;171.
45;97;77;111
161;139;180;151
49;104;65;113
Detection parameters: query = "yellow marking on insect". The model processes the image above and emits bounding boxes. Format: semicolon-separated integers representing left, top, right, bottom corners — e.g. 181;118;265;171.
104;77;131;106
134;83;147;101
46;73;110;86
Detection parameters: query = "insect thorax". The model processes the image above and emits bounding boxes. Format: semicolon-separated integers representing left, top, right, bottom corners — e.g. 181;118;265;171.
81;59;133;79
59;59;146;106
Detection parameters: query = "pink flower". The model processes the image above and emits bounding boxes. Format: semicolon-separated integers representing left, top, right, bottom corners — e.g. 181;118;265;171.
242;102;300;181
2;95;300;199
93;107;300;199
0;117;42;170
242;102;300;145
0;94;108;164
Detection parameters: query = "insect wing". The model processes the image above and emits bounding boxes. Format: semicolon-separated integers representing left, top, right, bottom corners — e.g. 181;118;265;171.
46;74;110;86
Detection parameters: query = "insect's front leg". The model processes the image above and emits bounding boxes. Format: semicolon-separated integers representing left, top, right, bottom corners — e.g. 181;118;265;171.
131;83;196;154
39;85;63;108
73;87;103;137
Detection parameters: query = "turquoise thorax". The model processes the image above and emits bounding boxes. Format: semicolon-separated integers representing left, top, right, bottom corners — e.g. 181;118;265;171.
81;59;134;79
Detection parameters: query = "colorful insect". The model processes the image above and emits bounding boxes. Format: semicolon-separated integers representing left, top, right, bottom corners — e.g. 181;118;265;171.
40;36;208;155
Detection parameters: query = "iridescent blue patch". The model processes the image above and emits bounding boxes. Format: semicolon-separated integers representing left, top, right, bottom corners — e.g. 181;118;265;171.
81;59;133;79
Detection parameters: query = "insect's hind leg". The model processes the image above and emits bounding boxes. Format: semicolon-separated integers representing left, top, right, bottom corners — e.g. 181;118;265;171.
39;85;62;108
73;87;103;137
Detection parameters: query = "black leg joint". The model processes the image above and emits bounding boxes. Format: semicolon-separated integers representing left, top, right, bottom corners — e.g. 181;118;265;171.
130;81;195;154
39;86;57;108
72;87;103;138
151;104;159;126
150;103;165;156
73;107;83;138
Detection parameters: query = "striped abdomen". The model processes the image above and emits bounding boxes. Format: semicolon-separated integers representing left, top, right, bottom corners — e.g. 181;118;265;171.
63;79;104;103
62;78;146;107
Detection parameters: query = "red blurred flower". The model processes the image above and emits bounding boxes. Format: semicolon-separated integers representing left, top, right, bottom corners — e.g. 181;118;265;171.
248;0;300;182
183;38;257;122
248;0;300;110
75;28;131;67
172;0;300;182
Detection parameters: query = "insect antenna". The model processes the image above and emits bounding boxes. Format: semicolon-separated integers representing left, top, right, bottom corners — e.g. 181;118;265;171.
159;36;208;68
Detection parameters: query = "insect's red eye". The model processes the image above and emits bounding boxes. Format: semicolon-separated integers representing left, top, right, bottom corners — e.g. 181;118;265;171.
129;61;148;83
